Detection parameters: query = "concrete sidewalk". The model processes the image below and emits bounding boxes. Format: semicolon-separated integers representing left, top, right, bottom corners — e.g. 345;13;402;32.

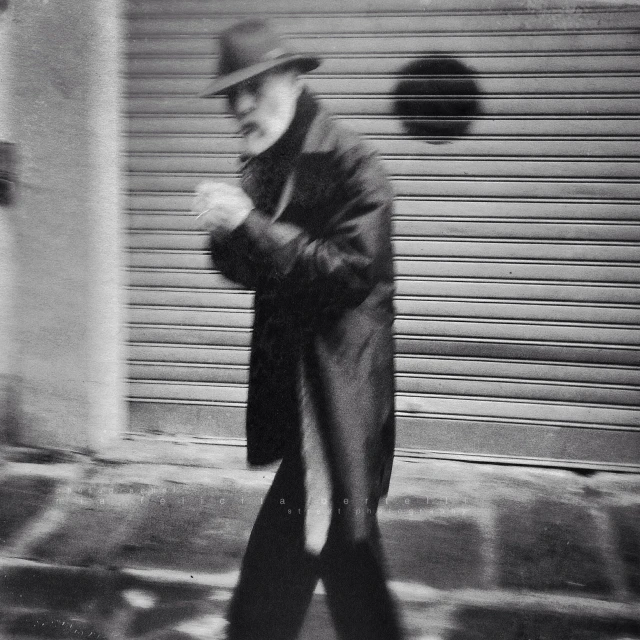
1;442;639;640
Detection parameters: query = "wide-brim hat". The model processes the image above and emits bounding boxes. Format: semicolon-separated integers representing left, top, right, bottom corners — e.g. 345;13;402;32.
199;19;321;97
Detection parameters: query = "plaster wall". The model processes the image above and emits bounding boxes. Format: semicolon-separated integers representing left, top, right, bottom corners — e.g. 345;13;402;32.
1;0;125;451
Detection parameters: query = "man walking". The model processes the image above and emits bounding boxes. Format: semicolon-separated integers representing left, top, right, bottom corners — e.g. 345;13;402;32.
193;19;403;640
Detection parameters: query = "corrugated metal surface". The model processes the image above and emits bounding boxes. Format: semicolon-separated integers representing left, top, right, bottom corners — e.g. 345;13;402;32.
125;0;640;469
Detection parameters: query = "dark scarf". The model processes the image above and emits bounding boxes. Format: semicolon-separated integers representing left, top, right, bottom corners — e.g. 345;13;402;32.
241;88;318;217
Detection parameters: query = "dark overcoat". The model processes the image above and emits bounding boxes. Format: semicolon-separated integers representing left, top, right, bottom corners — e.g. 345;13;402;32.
209;96;396;541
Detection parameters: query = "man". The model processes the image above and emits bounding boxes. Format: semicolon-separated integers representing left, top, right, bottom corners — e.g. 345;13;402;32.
193;19;403;640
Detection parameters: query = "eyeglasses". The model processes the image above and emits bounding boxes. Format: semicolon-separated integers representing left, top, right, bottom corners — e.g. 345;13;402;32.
225;74;270;109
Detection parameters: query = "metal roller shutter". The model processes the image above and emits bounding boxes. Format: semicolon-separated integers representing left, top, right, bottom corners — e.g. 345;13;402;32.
125;0;640;470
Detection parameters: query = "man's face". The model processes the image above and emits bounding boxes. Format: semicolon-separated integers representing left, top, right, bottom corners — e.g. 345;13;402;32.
227;69;301;156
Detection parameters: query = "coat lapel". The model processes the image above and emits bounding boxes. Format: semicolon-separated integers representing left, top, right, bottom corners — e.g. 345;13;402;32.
277;108;342;231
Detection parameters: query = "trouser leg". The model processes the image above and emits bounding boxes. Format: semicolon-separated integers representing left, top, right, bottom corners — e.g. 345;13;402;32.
226;448;318;640
320;515;404;640
226;446;404;640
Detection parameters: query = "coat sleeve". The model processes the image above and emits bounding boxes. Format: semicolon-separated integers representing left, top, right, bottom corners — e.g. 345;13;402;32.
230;147;394;309
208;228;264;290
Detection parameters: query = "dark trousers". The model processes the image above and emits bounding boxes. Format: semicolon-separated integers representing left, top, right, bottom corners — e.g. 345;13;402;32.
226;444;404;640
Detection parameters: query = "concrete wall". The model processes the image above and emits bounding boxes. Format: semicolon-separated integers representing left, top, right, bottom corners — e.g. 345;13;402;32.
0;0;126;452
0;4;14;439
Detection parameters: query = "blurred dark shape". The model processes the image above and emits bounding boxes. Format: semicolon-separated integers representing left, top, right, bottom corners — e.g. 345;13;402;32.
0;141;16;205
393;56;481;143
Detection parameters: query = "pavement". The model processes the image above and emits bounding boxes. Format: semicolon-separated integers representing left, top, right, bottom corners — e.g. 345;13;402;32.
1;439;639;640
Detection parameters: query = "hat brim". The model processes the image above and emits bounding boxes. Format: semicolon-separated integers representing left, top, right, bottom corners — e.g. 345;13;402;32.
198;54;321;98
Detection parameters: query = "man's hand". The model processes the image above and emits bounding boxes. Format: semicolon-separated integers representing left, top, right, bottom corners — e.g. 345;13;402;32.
192;181;254;235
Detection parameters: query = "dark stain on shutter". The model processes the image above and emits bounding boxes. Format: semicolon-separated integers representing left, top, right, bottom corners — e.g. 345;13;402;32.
393;57;481;143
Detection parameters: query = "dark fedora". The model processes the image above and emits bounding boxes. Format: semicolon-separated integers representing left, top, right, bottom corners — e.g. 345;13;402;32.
199;19;321;97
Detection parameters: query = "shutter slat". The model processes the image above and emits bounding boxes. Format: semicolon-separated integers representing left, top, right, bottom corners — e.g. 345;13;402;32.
126;176;640;200
126;96;640;116
127;116;640;138
127;33;640;56
128;345;640;387
126;159;640;180
127;364;639;406
128;309;640;345
127;281;640;305
127;238;640;261
395;394;639;427
128;296;640;324
126;139;640;157
127;380;639;427
126;75;640;97
127;201;639;224
127;12;640;35
128;54;640;76
130;343;250;364
128;325;639;365
127;0;639;15
127;221;640;244
127;257;640;284
127;138;640;157
129;362;248;385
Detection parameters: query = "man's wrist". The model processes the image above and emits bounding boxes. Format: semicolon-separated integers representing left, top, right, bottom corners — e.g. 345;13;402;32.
232;207;258;230
235;206;253;228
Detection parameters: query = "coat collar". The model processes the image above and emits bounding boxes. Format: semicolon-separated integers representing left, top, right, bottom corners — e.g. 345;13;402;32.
299;96;338;156
273;92;337;218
